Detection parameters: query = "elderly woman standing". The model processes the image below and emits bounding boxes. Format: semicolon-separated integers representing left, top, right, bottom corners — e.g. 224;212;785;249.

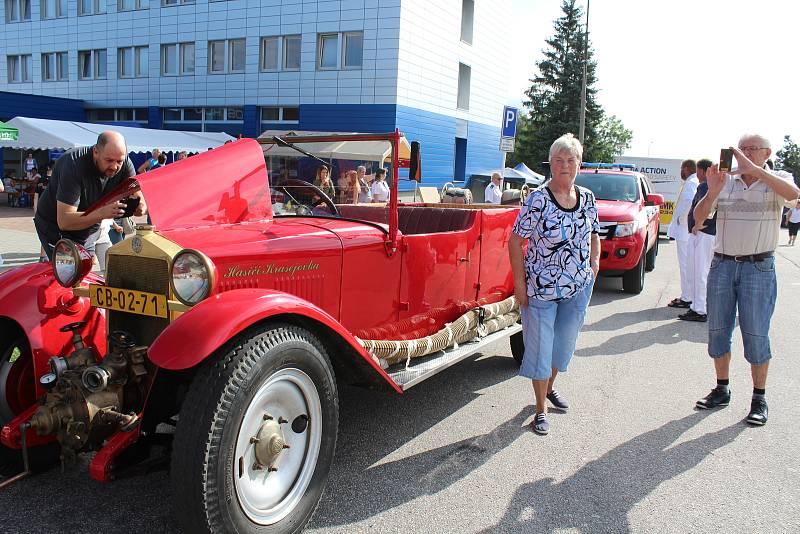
508;133;600;435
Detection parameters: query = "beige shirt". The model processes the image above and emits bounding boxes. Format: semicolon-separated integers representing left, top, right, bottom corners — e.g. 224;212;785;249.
713;169;796;255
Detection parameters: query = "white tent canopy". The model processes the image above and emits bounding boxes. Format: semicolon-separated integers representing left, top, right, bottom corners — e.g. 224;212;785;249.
259;130;411;162
0;116;235;153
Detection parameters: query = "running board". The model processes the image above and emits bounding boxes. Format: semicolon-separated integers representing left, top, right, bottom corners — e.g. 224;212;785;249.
387;324;522;390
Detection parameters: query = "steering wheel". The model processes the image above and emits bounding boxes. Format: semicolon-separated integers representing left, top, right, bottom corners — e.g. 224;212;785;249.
277;179;340;217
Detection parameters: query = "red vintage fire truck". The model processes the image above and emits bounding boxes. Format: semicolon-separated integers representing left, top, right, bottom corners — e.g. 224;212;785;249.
0;132;523;533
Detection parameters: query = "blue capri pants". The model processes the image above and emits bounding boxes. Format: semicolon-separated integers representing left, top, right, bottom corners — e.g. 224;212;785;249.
519;281;593;381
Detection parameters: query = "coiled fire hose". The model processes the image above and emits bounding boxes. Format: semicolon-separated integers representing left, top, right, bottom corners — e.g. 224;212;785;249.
357;296;520;368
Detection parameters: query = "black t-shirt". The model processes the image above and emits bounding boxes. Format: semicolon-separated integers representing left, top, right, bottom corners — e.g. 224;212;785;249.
34;145;135;245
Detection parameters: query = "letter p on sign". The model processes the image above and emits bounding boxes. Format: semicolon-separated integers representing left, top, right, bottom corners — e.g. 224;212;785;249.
501;106;518;138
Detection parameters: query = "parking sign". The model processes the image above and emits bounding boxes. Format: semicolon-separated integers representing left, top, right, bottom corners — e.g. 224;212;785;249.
501;106;518;138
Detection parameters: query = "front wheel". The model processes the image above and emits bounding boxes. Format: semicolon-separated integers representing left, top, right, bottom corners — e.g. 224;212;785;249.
645;235;658;272
171;324;339;534
622;249;646;294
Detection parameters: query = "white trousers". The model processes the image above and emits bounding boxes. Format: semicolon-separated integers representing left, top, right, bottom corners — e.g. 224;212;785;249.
675;237;693;302
688;232;715;314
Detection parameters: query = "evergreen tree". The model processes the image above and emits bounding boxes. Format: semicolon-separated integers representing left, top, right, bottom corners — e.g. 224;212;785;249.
510;0;631;173
776;135;800;187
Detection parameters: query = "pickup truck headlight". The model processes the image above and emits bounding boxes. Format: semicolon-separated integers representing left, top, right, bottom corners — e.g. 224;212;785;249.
170;250;215;306
614;222;637;238
53;239;93;287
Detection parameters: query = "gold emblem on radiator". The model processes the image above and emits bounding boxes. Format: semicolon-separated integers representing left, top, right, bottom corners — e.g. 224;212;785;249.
224;261;320;279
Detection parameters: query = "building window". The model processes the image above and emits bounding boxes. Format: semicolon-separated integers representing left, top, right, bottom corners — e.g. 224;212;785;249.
317;33;338;70
260;37;278;71
87;108;148;124
460;0;474;45
161;42;194;75
162;107;243;134
118;0;148;11
209;39;245;74
161;0;193;5
7;54;32;83
42;0;67;19
342;32;363;69
41;51;68;81
5;0;31;22
457;62;470;110
283;35;301;70
78;0;105;15
78;49;107;79
118;46;148;78
260;106;299;124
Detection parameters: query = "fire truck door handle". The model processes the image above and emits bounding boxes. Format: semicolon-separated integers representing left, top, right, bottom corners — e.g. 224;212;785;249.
458;253;470;264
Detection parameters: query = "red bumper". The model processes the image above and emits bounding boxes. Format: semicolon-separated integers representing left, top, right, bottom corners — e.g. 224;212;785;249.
599;236;645;272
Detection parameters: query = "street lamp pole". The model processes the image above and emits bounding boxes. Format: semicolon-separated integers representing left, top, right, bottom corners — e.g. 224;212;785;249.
578;0;590;144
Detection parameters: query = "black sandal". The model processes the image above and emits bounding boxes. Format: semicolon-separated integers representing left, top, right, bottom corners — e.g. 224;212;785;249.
667;298;691;308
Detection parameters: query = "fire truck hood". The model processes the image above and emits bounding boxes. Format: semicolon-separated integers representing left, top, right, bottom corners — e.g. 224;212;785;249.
595;199;640;222
136;138;273;231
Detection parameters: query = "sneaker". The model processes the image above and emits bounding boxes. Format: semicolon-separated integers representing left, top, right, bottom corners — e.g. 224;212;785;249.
546;390;570;411
532;412;549;435
746;398;768;426
696;387;731;409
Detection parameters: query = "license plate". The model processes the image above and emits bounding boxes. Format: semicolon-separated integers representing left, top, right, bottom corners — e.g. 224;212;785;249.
89;285;168;319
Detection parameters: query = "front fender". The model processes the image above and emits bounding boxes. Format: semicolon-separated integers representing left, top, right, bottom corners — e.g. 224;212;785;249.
0;263;107;397
148;289;401;392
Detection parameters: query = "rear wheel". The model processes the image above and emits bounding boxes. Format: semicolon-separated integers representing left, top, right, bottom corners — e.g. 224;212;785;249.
171;324;338;534
645;235;658;272
622;250;646;294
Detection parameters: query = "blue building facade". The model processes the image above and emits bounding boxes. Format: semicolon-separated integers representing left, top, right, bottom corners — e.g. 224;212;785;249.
1;0;511;189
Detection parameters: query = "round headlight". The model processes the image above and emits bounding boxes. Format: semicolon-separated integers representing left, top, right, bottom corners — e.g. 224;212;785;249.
170;250;215;306
53;239;93;287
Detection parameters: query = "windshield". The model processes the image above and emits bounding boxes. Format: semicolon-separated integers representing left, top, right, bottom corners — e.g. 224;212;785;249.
262;135;396;223
575;172;639;202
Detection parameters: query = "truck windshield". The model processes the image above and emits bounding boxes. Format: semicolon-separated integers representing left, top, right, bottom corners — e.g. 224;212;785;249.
575;173;639;202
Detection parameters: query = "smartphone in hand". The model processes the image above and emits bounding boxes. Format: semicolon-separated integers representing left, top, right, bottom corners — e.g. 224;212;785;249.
719;148;734;173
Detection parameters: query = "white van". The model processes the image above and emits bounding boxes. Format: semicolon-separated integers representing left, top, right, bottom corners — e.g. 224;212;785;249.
615;156;683;233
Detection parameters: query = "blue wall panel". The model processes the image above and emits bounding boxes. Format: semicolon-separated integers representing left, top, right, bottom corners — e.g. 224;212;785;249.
298;104;397;133
466;121;502;177
0;91;85;122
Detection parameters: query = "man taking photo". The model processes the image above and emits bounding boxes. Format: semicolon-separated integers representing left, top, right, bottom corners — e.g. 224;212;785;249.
34;131;146;260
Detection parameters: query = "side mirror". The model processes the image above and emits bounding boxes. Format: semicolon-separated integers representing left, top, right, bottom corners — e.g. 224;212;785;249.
409;141;421;182
645;193;664;206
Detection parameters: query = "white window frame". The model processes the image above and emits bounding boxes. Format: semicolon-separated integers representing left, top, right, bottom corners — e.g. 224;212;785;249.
341;31;363;69
460;0;474;45
7;54;32;83
457;62;471;110
179;42;195;75
78;0;105;16
209;39;246;74
78;49;107;80
163;107;243;131
161;0;194;6
260;106;299;125
283;35;301;70
41;51;68;81
260;36;279;72
161;42;194;76
41;0;67;19
118;46;148;78
228;38;246;74
208;40;226;74
317;33;339;70
5;0;31;22
118;0;148;11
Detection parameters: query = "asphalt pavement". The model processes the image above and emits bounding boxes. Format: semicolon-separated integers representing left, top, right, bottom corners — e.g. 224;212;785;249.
1;210;799;533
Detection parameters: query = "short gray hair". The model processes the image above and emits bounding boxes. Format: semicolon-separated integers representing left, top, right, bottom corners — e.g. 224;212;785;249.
738;133;771;150
549;133;583;161
491;172;502;180
357;165;366;173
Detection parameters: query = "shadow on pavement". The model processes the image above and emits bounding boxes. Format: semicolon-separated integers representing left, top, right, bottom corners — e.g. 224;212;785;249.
478;412;747;534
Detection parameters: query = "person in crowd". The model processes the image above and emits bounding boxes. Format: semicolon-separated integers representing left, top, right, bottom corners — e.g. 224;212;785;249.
177;151;188;161
34;131;146;260
485;172;503;204
137;148;161;174
34;164;53;261
356;165;372;203
313;165;336;201
341;170;360;204
370;168;390;203
692;134;800;426
149;153;166;171
680;159;715;322
666;160;698;309
508;133;600;436
24;152;36;173
3;171;18;207
785;199;800;246
86;218;113;272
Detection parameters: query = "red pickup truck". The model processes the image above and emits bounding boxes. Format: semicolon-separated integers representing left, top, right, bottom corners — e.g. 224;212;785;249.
575;164;663;294
0;132;524;533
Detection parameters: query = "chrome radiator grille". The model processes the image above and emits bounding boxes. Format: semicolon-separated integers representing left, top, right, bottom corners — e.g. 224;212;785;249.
105;254;171;348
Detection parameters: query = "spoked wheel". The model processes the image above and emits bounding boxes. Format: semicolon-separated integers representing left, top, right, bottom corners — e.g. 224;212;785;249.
172;324;338;534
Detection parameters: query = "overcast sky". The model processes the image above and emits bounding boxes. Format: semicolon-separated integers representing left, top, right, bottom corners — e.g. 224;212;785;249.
508;0;800;161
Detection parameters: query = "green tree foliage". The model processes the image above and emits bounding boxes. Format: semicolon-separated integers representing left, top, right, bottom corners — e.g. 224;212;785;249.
509;0;632;173
776;135;800;186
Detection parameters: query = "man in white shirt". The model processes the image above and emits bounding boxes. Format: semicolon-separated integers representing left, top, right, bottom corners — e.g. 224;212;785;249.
370;168;390;203
666;160;698;308
485;172;503;204
692;133;800;426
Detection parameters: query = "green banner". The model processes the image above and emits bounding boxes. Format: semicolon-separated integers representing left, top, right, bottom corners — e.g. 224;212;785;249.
0;121;19;141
